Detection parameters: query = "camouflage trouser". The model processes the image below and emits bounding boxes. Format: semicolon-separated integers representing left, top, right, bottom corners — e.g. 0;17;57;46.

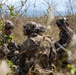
54;42;69;69
28;55;55;75
29;64;54;75
55;48;69;71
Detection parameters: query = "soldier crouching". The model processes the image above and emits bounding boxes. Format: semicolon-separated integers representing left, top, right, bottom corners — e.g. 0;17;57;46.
18;21;57;75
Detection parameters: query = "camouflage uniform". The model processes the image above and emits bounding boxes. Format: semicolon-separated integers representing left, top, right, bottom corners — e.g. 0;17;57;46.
0;20;18;62
0;20;14;44
30;35;56;75
55;18;74;69
55;27;74;48
19;22;57;75
0;45;16;75
0;20;15;50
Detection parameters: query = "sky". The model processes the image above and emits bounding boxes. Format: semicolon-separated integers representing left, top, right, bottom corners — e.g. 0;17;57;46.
1;0;67;11
0;0;69;16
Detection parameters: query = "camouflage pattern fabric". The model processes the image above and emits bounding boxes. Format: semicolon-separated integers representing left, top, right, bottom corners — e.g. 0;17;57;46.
55;27;74;69
20;35;55;75
59;27;74;47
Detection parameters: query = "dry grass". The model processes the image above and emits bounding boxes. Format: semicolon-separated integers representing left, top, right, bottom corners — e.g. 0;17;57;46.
12;16;60;44
4;15;76;75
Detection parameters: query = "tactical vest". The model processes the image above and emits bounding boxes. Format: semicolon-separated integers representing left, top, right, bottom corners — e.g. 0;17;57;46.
29;35;52;57
29;35;56;75
59;27;74;46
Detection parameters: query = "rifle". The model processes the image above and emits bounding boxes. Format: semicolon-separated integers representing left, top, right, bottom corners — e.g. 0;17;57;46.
55;42;69;52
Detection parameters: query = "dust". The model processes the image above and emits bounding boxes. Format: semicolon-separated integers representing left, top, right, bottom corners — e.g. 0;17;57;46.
68;34;76;65
0;60;11;75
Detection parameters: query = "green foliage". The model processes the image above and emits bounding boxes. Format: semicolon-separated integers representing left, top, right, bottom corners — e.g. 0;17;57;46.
9;6;14;11
67;64;72;70
6;59;15;72
9;6;15;16
0;4;2;9
8;6;19;19
10;11;15;16
67;64;76;75
20;0;25;6
0;20;4;31
11;16;16;20
7;73;12;75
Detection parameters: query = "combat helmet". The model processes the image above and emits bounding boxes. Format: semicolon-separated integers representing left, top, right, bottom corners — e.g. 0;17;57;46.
56;17;69;27
23;21;46;35
4;20;14;30
36;23;46;33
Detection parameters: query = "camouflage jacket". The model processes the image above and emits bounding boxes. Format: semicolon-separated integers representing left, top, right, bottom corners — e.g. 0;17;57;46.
59;27;74;47
20;34;56;58
19;34;57;72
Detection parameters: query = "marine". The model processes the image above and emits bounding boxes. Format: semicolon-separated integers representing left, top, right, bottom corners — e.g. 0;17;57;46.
18;21;57;75
54;17;74;69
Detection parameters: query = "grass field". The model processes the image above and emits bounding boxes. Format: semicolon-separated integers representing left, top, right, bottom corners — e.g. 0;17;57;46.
3;15;76;75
